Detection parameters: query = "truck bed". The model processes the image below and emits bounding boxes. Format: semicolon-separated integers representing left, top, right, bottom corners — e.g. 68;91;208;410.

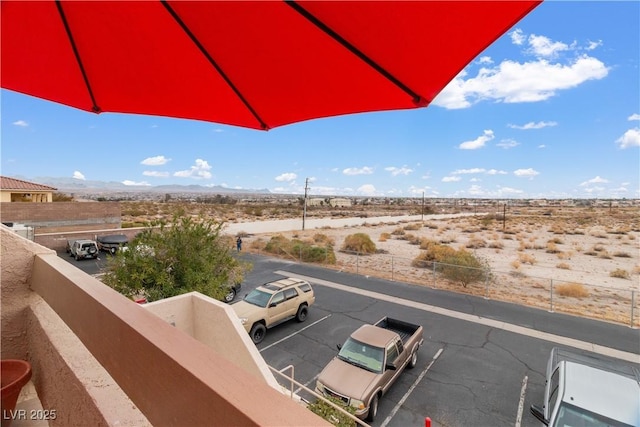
374;317;420;344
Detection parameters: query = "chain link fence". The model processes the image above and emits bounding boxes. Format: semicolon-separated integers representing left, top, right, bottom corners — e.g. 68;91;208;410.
247;246;639;328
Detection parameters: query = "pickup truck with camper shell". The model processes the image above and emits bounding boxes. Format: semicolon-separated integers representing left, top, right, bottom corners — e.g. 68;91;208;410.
530;347;640;427
315;317;424;421
232;277;315;344
67;239;99;261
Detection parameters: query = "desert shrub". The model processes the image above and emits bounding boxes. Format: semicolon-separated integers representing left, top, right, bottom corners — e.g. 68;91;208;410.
556;263;571;270
488;240;504;249
510;260;521;270
546;242;560;254
633;265;640;275
424;222;439;229
406;234;421;245
342;233;376;254
439;235;457;244
597;251;612;259
465;237;487;249
613;251;631;258
121;221;148;228
557;251;573;260
412;244;489;288
556;283;589;298
518;253;536;265
264;234;291;255
584;250;598;256
610;269;630;279
548;237;564;244
391;228;405;236
293;241;337;264
438;249;490;288
249;238;266;250
419;238;439;250
307;396;356;427
378;232;391;242
403;223;421;231
313;233;335;246
592;244;606;252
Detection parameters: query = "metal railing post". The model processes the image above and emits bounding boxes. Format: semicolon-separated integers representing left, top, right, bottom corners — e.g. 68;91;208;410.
391;256;394;281
631;290;636;328
549;279;554;313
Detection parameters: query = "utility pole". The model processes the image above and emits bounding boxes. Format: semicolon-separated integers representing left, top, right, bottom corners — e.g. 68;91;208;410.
302;177;309;230
421;191;425;222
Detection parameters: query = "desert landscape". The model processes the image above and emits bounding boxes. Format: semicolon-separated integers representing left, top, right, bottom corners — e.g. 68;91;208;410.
123;201;640;326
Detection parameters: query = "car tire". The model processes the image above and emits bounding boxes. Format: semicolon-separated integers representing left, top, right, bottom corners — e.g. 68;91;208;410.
250;323;266;344
295;305;308;322
223;288;236;303
75;253;80;261
367;394;379;422
408;351;418;369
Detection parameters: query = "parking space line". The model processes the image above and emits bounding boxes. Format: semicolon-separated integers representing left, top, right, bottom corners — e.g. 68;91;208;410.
275;270;639;364
260;314;332;352
295;373;320;396
515;375;528;427
380;347;443;427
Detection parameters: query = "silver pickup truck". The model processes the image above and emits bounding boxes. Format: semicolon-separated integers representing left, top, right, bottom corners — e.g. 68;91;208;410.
315;317;424;421
530;347;640;427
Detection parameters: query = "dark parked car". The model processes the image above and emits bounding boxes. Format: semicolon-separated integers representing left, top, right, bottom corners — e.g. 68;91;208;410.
223;281;242;303
97;234;129;254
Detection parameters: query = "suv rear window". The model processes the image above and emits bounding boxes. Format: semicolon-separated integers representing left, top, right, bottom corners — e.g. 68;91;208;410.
284;288;298;300
298;283;312;293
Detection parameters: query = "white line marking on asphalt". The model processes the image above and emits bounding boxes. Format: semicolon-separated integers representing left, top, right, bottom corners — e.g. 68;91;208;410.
260;314;332;352
515;375;528;427
380;347;443;427
274;270;640;364
295;373;320;395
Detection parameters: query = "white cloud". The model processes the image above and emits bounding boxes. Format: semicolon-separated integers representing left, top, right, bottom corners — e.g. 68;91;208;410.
508;121;558;130
580;176;609;186
385;166;413;176
538;144;546;149
72;171;85;180
434;55;608;108
13;120;28;127
513;168;540;178
510;29;525;45
174;159;212;179
478;56;493;64
452;168;486;175
275;172;297;182
357;184;378;196
141;155;171;166
143;171;169;177
628;113;640;121
527;34;570;58
122;180;151;186
615;128;640;149
487;169;508;175
498;186;524;195
586;40;603;51
442;176;461;182
459;130;494;150
343;167;374;175
496;139;520;149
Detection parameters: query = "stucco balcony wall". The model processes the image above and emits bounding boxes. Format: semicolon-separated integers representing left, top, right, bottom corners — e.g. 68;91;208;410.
1;226;328;426
144;293;281;390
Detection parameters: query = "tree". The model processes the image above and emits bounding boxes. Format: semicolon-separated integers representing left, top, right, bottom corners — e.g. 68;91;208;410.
103;214;250;302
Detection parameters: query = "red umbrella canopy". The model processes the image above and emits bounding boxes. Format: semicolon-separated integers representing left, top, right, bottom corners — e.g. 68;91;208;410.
2;1;541;130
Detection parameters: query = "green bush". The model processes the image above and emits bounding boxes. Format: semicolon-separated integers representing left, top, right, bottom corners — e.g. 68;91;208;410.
412;243;490;288
307;396;356;427
341;233;376;254
264;235;336;264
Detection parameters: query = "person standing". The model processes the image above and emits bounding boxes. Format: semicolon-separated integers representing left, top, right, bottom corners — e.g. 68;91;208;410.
236;236;242;252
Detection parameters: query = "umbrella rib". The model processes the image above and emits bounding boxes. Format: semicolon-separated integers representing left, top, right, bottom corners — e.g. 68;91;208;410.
161;0;269;130
286;0;427;107
55;0;101;113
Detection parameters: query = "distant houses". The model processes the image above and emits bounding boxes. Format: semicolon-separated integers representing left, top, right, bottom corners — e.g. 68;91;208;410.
306;197;352;207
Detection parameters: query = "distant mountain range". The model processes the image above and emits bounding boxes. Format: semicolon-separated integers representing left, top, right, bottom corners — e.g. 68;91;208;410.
13;175;271;194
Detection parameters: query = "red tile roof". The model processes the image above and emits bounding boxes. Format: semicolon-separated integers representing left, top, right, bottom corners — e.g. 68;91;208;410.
0;176;57;191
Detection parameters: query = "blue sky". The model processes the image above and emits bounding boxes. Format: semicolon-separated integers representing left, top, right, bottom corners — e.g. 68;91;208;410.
2;1;639;199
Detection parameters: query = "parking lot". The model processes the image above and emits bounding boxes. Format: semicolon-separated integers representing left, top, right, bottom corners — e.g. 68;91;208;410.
62;251;640;427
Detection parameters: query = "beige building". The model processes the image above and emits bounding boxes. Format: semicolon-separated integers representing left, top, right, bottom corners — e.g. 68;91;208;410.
0;176;56;203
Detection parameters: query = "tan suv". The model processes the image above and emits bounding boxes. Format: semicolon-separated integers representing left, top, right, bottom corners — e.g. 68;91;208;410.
232;278;315;344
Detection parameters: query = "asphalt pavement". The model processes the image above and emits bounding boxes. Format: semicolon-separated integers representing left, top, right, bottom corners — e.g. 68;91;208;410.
59;250;640;427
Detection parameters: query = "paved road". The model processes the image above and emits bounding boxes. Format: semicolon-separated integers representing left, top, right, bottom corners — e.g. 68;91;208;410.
60;251;640;427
